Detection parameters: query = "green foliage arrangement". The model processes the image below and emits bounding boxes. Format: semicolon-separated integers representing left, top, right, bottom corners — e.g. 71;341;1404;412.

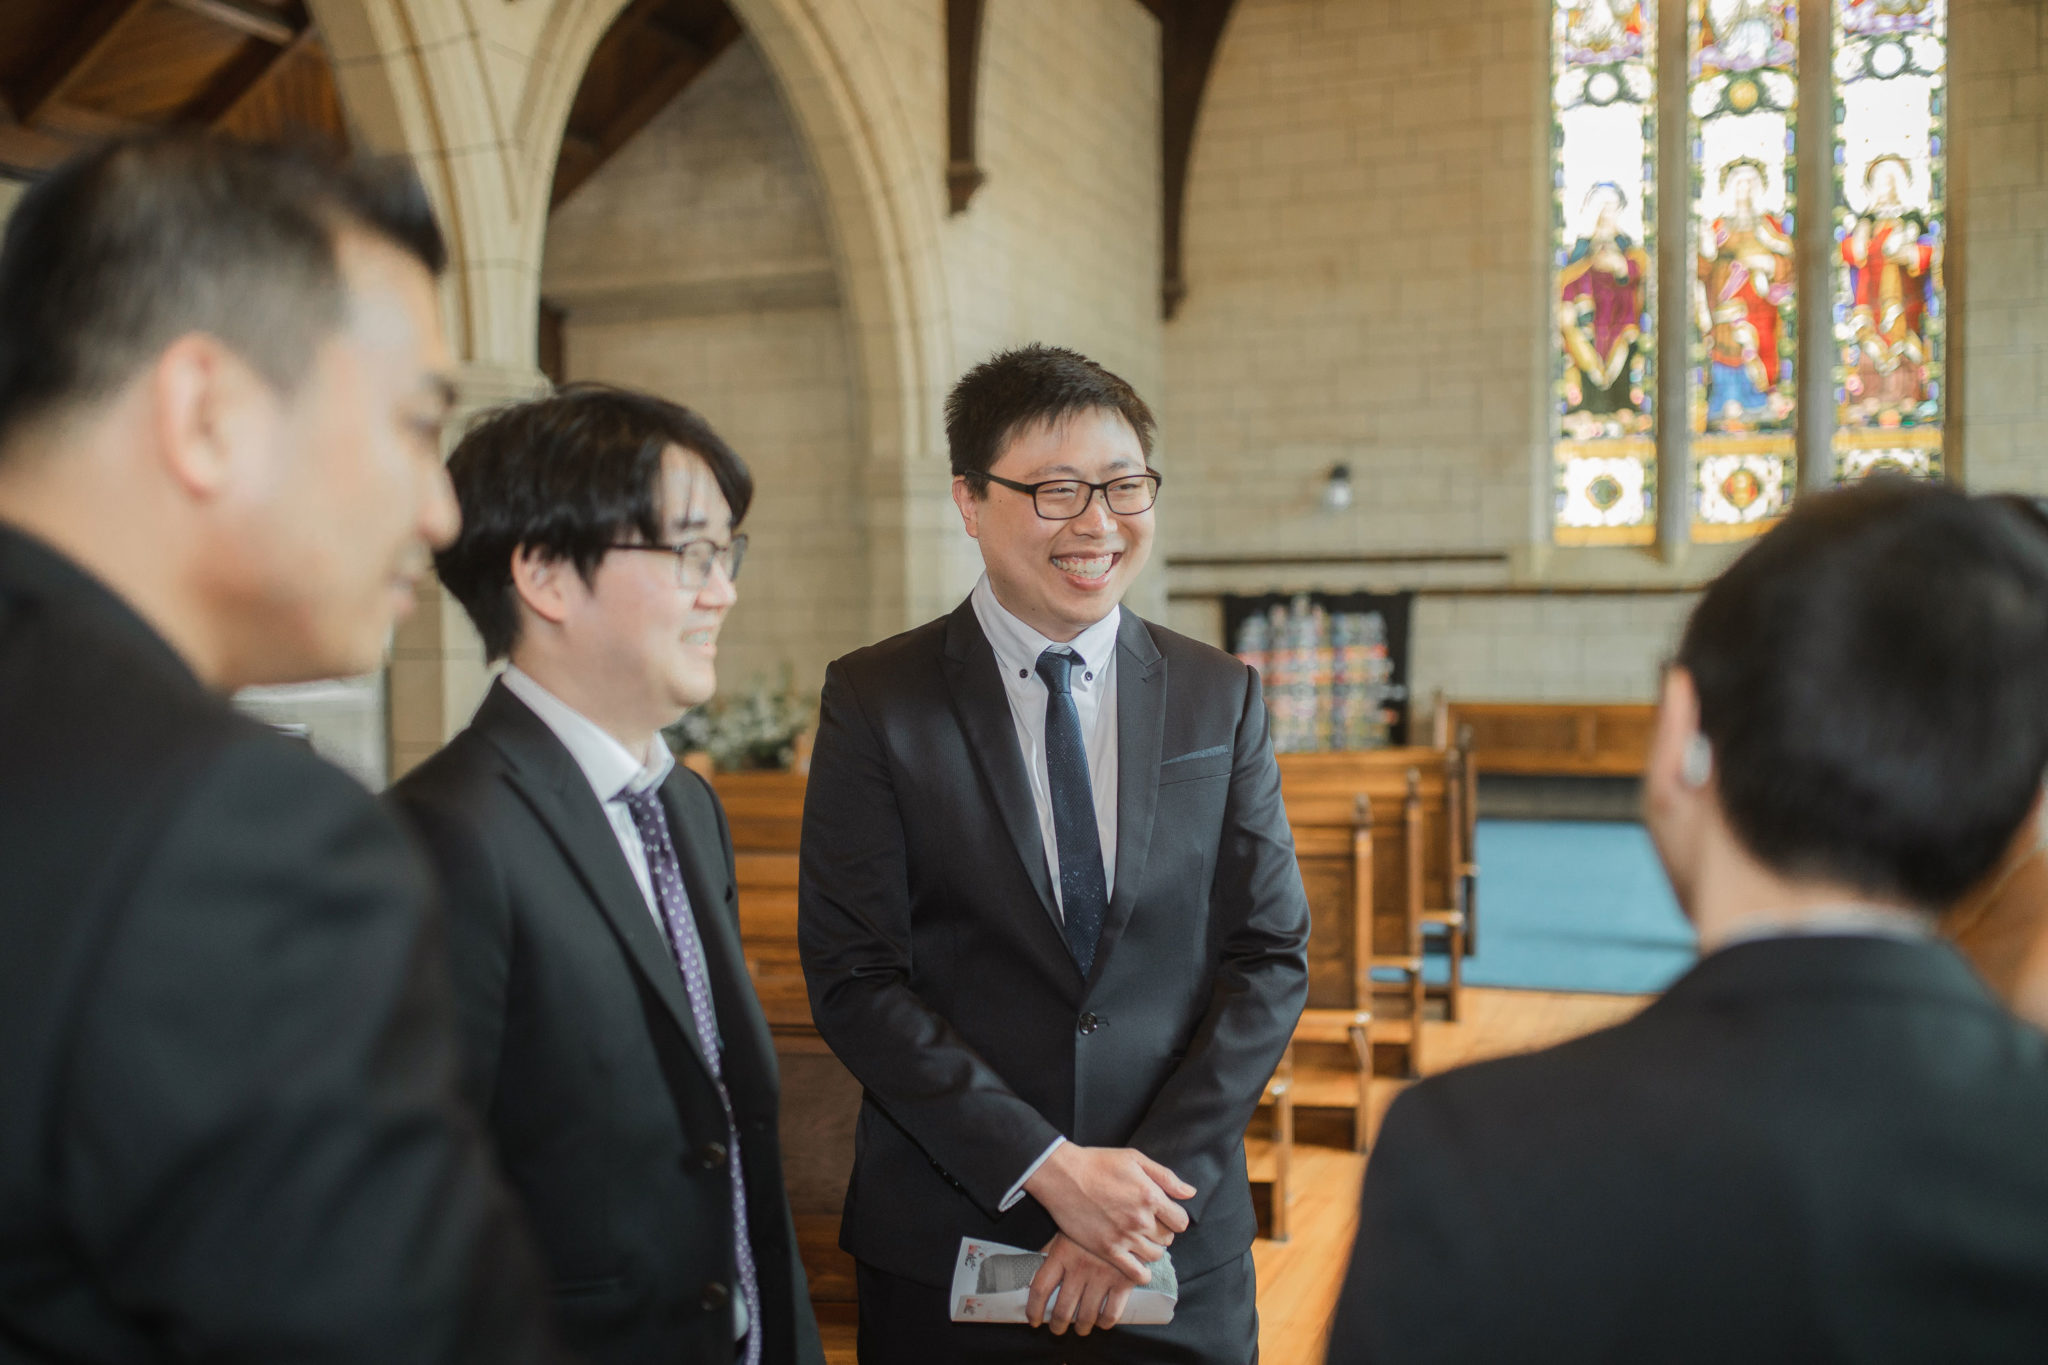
664;666;814;772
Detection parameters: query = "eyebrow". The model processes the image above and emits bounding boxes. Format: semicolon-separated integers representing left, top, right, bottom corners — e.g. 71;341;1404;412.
1024;458;1144;480
667;510;724;536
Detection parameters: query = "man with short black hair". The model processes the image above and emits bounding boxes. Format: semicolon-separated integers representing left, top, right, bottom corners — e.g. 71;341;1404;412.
1331;480;2048;1363
800;344;1310;1362
390;384;823;1365
0;133;561;1361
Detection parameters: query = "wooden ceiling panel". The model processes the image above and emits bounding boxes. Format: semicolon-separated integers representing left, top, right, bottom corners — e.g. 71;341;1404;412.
64;2;257;121
0;0;336;181
213;38;343;148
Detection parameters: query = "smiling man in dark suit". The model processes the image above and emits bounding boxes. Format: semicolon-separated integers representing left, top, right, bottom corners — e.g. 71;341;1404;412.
389;386;822;1365
799;344;1310;1362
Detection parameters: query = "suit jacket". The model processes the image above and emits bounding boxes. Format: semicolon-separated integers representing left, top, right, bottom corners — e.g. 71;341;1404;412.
0;524;560;1363
1331;935;2048;1364
388;680;823;1365
798;600;1311;1286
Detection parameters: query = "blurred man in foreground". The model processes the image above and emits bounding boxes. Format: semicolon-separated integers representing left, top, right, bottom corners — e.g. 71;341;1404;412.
1331;481;2048;1363
0;134;561;1362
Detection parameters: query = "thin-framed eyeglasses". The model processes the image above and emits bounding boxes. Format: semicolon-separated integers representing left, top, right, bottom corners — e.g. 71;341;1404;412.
977;469;1163;520
607;533;748;588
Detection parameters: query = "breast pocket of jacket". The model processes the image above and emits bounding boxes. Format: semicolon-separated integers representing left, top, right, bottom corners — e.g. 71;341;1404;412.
1157;744;1234;786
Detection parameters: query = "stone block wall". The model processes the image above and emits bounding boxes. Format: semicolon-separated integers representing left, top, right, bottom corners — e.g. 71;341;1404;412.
546;37;867;705
1953;0;2048;494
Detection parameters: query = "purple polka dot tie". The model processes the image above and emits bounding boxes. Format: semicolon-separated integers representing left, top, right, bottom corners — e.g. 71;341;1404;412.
623;786;760;1365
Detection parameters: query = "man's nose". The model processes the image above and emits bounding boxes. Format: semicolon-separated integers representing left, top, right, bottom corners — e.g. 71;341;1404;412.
421;461;460;550
1072;487;1117;534
696;559;738;609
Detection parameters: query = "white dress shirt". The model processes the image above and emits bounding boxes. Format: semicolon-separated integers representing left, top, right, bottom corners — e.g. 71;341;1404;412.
498;667;749;1341
968;575;1123;1208
970;573;1120;909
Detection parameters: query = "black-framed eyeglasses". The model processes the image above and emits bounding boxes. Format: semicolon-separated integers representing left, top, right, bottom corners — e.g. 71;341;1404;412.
977;469;1163;520
608;534;747;587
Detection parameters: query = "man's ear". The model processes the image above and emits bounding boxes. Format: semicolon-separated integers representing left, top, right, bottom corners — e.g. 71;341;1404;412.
150;333;273;502
1643;665;1711;922
951;475;982;540
509;545;576;628
1645;666;1704;812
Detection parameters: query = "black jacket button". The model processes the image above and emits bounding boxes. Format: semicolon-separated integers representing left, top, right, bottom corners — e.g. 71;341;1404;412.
1078;1012;1099;1035
701;1281;730;1311
697;1142;729;1170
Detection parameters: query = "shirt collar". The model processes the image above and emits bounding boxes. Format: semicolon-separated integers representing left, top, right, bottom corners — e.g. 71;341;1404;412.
970;573;1122;683
501;664;675;803
1712;902;1936;952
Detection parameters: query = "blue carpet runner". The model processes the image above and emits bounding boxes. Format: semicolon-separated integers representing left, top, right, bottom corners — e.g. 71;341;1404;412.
1374;818;1697;996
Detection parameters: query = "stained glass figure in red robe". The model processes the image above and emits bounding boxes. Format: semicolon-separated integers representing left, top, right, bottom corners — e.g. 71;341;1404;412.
1841;154;1938;423
1697;157;1794;430
1559;184;1652;437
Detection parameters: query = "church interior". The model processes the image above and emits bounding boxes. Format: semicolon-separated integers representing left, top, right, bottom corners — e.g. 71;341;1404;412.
3;0;2041;1358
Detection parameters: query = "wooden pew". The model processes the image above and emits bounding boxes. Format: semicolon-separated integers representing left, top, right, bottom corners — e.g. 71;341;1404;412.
1277;749;1466;1083
707;772;861;1308
1439;699;1654;777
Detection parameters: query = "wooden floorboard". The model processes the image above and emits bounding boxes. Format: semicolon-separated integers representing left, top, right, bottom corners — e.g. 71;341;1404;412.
818;986;1647;1365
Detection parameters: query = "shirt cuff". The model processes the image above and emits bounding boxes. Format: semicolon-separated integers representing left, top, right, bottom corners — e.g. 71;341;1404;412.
998;1136;1067;1212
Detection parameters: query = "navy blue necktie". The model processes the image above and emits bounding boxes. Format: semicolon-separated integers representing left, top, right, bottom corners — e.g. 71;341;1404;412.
1035;647;1108;976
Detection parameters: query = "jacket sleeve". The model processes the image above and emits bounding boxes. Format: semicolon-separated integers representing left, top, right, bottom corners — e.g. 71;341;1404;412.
58;737;564;1365
1126;665;1310;1221
797;660;1062;1217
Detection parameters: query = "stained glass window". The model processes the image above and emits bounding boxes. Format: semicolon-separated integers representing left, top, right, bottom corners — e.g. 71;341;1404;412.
1689;0;1799;541
1832;0;1945;481
1552;1;1658;546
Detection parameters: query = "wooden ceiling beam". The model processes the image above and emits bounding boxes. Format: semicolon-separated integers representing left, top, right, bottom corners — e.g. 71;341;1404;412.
164;0;303;48
195;26;317;129
945;0;986;215
548;5;741;209
1159;0;1237;319
7;0;155;128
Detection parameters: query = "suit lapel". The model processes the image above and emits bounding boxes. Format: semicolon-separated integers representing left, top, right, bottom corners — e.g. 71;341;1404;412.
478;683;715;1080
1095;613;1165;978
660;776;779;1113
940;601;1064;937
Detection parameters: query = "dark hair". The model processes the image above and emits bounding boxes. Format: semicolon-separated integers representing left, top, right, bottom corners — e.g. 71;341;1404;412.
0;132;446;449
945;343;1156;490
1677;480;2048;907
436;383;753;660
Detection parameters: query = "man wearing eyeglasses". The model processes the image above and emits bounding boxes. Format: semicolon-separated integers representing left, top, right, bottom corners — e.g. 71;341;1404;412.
389;384;823;1365
800;345;1310;1362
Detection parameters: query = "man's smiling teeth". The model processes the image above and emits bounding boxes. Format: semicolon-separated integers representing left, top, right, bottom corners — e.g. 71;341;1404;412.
1053;554;1115;580
684;629;717;645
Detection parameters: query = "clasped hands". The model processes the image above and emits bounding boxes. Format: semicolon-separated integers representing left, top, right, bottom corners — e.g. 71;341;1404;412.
1019;1142;1195;1337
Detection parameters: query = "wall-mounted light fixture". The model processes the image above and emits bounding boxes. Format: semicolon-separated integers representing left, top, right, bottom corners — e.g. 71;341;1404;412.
1321;462;1354;512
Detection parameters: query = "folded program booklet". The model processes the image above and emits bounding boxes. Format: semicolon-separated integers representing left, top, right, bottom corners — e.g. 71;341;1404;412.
949;1238;1178;1325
